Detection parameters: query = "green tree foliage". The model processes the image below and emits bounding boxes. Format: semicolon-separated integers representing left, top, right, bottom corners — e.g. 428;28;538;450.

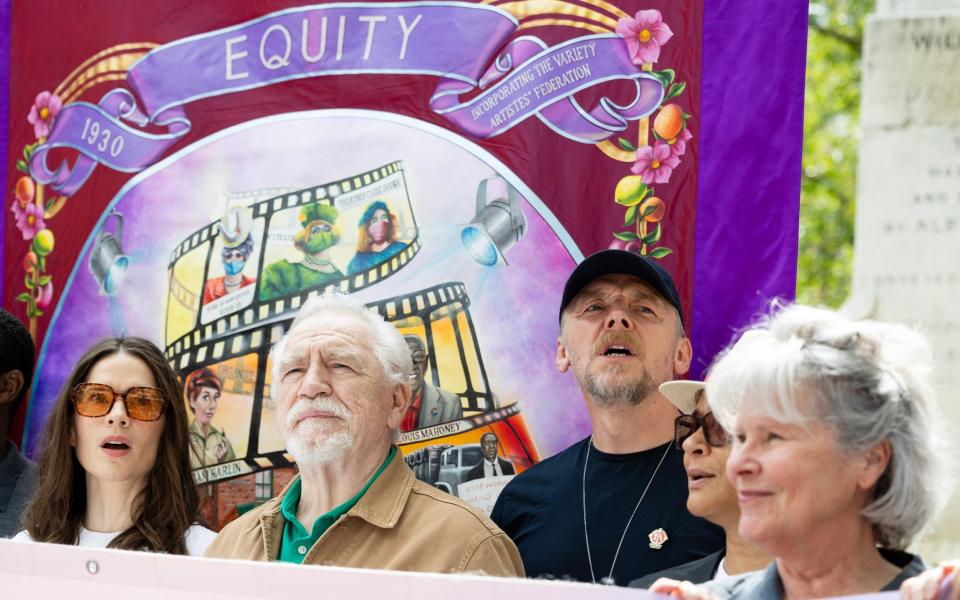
797;0;873;307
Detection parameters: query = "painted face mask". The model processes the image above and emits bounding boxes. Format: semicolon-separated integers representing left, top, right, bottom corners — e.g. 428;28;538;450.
368;220;389;244
223;259;245;276
302;221;340;254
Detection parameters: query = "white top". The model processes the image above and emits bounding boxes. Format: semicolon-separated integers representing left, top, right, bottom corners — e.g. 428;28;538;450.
714;557;729;580
483;458;503;477
12;524;217;556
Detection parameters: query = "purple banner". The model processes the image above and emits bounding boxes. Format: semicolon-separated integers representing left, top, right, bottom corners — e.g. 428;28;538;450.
27;2;663;198
691;0;807;377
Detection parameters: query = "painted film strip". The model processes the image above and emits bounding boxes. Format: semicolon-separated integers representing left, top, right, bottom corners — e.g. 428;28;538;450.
164;160;421;360
170;281;513;485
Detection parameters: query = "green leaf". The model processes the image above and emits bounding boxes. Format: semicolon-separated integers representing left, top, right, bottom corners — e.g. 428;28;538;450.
665;81;687;100
617;137;637;152
642;224;662;244
650;69;675;88
648;247;673;259
38;255;46;271
24;275;35;290
624;205;639;226
17;160;29;173
38;275;52;286
613;231;639;241
33;309;43;318
16;293;32;303
641;203;658;217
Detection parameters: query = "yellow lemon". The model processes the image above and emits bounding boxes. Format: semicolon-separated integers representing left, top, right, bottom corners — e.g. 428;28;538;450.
33;229;55;256
614;175;647;206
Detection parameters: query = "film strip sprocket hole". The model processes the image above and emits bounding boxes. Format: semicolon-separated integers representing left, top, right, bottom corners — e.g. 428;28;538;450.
171;281;502;485
164;161;421;356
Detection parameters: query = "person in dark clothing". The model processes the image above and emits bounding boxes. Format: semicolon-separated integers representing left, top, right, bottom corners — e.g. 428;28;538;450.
0;309;38;537
466;432;515;481
491;250;724;585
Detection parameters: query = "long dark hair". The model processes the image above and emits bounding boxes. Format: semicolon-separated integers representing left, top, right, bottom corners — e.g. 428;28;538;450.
21;337;199;554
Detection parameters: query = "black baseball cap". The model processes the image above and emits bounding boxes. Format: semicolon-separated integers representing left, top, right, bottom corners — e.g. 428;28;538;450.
559;249;684;324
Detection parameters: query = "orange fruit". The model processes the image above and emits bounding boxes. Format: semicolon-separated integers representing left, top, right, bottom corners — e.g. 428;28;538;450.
653;105;684;140
640;197;665;222
15;176;35;206
23;251;38;273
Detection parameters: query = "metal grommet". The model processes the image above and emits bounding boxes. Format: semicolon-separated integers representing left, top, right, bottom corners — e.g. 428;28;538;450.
86;560;99;575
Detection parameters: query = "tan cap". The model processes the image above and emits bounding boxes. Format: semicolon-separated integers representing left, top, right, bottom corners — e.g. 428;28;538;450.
659;380;705;415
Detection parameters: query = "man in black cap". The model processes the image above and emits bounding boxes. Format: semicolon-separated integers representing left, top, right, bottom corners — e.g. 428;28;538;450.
491;250;723;585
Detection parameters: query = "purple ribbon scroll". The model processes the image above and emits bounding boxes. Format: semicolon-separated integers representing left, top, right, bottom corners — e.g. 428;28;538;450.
28;2;663;197
431;34;663;142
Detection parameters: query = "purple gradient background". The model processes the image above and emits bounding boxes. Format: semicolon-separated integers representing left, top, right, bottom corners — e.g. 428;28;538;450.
24;110;587;457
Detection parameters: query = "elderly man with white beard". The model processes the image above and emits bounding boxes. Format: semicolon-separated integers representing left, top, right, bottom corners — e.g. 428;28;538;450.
205;293;523;576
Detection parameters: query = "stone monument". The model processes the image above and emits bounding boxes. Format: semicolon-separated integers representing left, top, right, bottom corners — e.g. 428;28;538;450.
849;0;960;561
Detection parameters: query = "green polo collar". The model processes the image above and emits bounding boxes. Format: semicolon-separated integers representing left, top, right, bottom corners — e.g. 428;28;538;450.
277;446;396;563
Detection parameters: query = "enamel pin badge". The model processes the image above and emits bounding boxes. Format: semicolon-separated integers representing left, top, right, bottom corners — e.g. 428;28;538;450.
648;528;668;550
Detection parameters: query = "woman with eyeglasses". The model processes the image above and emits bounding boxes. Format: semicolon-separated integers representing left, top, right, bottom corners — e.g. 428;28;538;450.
651;306;952;599
14;337;215;554
629;379;771;588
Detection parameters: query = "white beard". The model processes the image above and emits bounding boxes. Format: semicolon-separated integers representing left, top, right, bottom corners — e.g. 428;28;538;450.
280;398;354;466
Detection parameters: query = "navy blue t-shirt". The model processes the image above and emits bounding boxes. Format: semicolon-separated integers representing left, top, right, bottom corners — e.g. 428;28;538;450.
491;437;724;586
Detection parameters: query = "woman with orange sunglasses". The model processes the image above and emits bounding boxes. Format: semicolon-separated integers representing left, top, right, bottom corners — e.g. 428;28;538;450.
14;337;214;554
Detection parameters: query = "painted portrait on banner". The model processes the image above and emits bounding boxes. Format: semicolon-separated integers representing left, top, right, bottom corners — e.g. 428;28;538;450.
2;0;806;528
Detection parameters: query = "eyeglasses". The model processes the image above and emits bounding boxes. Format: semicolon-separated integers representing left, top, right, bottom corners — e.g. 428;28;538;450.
674;412;730;449
71;383;167;421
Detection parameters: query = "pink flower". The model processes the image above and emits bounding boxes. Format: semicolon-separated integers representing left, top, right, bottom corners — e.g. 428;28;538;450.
37;281;54;310
668;127;693;157
616;10;673;65
631;142;680;184
12;200;46;240
27;91;62;139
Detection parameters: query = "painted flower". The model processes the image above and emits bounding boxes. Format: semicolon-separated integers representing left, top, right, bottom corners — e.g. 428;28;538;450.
616;10;674;65
27;91;62;139
12;200;46;240
668;127;694;157
631;142;680;184
36;281;54;310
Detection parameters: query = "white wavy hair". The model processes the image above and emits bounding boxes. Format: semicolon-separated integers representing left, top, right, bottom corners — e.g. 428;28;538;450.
268;292;413;405
706;303;953;549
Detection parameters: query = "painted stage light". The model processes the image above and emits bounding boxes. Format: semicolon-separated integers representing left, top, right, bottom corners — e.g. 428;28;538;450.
461;226;498;266
89;210;130;296
461;176;526;266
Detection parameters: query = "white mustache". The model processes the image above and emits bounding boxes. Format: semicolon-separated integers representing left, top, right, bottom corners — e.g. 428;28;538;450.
285;397;350;430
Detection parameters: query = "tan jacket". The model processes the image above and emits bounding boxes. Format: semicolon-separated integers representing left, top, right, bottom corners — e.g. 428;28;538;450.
205;449;524;577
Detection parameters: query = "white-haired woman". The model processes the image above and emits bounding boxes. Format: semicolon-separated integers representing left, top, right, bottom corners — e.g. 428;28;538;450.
652;305;952;599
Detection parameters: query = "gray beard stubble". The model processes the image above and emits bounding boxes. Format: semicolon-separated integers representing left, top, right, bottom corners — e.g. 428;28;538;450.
584;366;657;406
